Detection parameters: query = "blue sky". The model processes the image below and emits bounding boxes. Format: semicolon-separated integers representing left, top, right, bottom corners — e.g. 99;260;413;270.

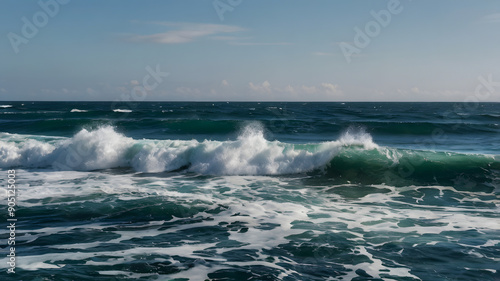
1;0;500;101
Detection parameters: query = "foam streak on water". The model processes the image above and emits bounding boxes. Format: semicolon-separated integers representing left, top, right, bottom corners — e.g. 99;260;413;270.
0;169;498;280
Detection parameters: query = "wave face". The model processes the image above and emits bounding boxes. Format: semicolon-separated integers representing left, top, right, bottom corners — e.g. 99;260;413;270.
1;125;498;189
0;125;360;174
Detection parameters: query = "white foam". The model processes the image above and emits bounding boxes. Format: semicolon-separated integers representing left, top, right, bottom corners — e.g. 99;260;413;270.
70;109;88;112
0;124;381;175
0;104;12;108
21;262;63;270
0;170;497;279
186;125;340;175
0;139;55;167
131;139;197;173
113;109;132;113
161;264;229;281
97;271;156;279
52;126;134;170
342;246;421;280
5;244;220;271
338;127;379;150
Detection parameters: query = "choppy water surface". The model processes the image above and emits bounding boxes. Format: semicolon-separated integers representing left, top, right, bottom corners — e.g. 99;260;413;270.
0;102;499;280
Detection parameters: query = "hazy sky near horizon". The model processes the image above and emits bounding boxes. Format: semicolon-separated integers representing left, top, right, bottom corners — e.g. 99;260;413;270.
1;0;500;101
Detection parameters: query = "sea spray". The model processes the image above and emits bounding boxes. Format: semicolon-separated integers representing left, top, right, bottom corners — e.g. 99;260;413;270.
1;125;498;191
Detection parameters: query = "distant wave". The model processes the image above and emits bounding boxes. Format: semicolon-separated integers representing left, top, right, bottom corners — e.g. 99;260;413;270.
0;105;12;108
113;109;132;113
70;109;88;113
480;113;500;119
0;125;498;188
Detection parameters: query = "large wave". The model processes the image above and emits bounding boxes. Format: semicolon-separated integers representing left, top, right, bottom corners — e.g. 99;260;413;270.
1;125;498;188
0;125;356;174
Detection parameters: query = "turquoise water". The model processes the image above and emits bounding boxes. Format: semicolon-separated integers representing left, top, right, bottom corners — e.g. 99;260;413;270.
0;102;499;280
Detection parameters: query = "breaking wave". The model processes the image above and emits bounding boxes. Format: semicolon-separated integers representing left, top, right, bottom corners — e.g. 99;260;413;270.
70;109;88;113
0;125;498;188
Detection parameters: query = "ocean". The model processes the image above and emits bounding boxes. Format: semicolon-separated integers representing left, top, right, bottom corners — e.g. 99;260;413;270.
0;101;499;280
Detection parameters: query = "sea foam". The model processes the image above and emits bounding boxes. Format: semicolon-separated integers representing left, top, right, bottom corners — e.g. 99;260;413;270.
0;125;378;174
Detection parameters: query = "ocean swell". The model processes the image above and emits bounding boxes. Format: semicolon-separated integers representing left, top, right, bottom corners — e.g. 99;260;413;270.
0;125;372;173
1;125;498;188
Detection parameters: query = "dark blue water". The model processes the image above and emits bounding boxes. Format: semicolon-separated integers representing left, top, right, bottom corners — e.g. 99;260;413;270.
0;102;499;280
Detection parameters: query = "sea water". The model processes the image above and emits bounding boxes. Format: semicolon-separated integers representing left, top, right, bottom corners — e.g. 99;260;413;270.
0;102;499;280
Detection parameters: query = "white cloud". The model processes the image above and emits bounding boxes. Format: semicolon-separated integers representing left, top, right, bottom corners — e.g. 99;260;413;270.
129;22;244;44
437;90;462;97
396;87;465;101
41;89;57;94
301;85;317;94
211;36;251;41
481;13;500;23
221;80;229;86
129;22;291;47
175;87;201;95
283;85;295;94
86;88;98;95
116;86;127;93
247;81;343;100
249;81;272;93
230;42;291;46
321;83;342;96
210;36;290;46
312;52;334;56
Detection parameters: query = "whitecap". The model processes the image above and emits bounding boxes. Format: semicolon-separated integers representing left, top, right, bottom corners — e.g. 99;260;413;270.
70;109;88;113
0;124;383;175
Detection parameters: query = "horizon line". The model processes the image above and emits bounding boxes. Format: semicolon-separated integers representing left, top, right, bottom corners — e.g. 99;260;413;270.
1;100;499;103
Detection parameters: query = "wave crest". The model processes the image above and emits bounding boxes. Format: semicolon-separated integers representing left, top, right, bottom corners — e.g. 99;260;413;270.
70;109;88;113
1;125;498;189
0;125;373;174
